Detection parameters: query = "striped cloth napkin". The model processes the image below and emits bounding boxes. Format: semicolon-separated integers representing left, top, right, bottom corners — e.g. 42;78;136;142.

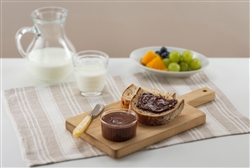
3;72;250;166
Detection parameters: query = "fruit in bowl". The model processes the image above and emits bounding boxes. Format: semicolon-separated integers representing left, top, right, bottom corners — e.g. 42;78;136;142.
130;46;209;78
141;47;201;72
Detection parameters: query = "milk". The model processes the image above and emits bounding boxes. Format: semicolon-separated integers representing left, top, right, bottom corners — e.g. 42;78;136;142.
74;63;107;93
27;48;74;81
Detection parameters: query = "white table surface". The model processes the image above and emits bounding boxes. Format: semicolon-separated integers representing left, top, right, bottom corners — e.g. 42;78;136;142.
1;58;249;167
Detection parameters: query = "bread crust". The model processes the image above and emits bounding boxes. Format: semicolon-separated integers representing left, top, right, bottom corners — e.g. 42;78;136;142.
130;87;184;126
121;84;139;108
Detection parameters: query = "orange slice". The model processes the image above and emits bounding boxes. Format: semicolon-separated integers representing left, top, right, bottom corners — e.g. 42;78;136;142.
146;56;167;70
141;50;159;65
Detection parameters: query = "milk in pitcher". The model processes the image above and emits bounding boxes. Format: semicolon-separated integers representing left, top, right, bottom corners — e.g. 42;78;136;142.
27;47;73;81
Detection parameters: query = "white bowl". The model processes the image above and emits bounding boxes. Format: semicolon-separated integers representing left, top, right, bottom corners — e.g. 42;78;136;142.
130;46;209;78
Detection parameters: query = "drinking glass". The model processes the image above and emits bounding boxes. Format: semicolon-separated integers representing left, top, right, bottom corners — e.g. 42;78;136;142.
73;50;109;96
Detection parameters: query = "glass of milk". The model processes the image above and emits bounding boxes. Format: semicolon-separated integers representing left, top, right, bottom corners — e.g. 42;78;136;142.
73;50;109;96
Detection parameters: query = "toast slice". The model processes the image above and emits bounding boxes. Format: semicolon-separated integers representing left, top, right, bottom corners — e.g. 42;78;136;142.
130;87;184;126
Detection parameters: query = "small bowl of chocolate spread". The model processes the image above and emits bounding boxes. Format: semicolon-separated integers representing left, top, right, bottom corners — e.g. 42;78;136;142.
100;108;138;142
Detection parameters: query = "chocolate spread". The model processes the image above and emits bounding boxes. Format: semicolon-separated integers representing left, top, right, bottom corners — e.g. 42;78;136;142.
101;112;137;142
137;93;178;113
102;112;136;125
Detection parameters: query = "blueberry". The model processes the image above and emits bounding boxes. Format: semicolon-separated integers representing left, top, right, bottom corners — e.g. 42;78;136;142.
161;51;170;58
155;51;160;55
160;47;168;54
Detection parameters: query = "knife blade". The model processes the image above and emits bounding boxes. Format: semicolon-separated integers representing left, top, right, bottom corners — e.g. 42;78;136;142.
73;104;104;138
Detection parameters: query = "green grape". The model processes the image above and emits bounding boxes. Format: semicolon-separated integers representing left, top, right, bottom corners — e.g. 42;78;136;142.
179;61;189;71
182;50;193;63
169;51;181;63
189;58;201;70
180;55;183;62
168;62;180;72
162;58;171;67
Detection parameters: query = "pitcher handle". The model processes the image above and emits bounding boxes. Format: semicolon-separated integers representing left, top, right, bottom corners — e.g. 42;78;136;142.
15;26;39;58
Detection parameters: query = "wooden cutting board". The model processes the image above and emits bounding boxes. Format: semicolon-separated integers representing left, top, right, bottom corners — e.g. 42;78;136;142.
66;87;215;158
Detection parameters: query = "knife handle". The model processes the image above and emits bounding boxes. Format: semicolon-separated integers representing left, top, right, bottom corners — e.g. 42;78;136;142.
73;115;92;138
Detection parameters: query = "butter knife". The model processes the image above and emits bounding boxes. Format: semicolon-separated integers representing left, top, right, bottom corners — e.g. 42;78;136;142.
73;104;104;138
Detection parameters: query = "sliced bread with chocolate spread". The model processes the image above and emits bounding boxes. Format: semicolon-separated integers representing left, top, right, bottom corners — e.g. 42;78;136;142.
121;84;176;109
130;87;184;126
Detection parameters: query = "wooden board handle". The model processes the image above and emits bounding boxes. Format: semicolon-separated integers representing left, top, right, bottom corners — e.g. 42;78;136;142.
179;87;215;107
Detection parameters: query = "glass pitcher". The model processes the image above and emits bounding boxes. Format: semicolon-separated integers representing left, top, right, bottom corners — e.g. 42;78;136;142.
15;6;76;82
